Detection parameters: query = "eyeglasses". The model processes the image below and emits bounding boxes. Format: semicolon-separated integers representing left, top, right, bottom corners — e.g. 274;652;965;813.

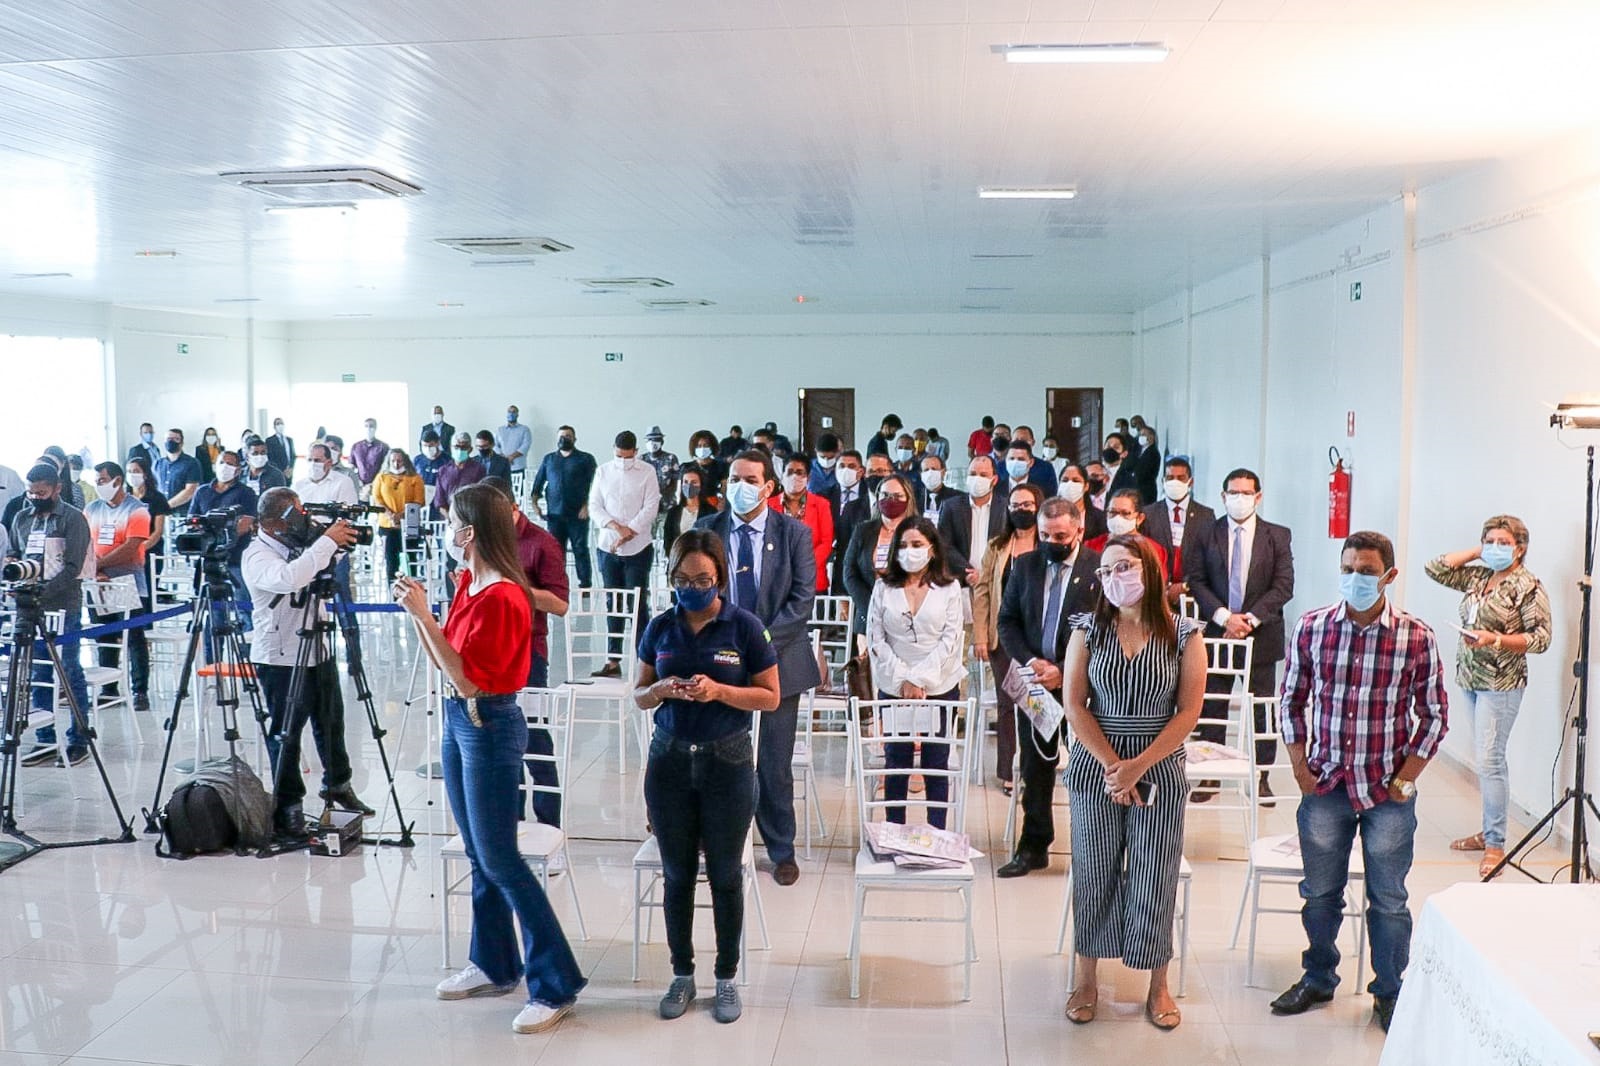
671;577;717;592
1094;560;1140;580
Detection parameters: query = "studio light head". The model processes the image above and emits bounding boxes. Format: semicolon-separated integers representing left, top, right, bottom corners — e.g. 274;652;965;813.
1550;393;1600;430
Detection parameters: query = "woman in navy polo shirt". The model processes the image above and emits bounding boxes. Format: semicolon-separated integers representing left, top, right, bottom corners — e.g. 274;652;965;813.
634;529;780;1025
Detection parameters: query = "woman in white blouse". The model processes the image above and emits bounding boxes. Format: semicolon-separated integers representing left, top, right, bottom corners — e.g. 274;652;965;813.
866;515;968;828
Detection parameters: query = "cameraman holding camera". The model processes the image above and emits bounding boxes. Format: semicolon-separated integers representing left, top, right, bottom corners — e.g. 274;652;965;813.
294;442;364;668
9;462;94;766
243;487;371;836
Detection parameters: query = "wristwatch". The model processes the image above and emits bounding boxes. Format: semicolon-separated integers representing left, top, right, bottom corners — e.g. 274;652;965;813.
1393;777;1416;800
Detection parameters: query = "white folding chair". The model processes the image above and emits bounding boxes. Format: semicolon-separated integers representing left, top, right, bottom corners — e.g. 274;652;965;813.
560;587;642;771
82;577;141;716
848;696;977;1001
1185;637;1256;843
632;712;770;984
792;632;829;860
441;687;588;968
1056;856;1193;996
1176;593;1203;622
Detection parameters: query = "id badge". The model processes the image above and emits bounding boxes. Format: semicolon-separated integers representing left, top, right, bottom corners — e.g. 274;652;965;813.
98;523;117;546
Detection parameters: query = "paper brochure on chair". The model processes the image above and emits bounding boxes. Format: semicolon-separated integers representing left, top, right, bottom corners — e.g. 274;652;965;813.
1001;661;1064;741
1185;739;1249;763
864;822;981;869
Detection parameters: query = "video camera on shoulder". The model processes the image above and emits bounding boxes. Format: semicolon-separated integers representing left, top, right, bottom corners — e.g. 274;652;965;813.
301;502;379;548
174;507;243;559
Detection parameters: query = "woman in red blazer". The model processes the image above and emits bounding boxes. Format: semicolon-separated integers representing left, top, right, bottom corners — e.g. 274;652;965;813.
770;455;834;592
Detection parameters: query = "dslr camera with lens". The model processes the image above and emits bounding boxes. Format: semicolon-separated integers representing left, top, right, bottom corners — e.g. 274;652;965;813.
299;503;379;549
174;507;243;560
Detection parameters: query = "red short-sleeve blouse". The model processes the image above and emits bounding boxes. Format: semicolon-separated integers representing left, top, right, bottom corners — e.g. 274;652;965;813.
442;573;533;695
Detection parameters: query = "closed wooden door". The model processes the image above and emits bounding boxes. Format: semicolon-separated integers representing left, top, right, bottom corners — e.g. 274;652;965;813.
1045;388;1103;468
797;388;855;453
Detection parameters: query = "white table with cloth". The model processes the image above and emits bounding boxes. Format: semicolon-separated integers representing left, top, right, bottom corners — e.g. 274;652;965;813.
1380;882;1600;1066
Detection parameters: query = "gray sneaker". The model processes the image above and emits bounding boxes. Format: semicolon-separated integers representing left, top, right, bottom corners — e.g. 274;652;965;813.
712;978;742;1024
658;976;696;1020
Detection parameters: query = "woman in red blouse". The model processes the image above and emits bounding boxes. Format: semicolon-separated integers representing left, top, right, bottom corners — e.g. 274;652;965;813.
395;483;585;1035
770;454;834;592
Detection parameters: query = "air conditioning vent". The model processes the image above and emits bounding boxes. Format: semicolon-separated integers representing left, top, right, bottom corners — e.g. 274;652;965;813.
641;298;715;310
576;277;672;289
435;237;572;256
219;166;422;202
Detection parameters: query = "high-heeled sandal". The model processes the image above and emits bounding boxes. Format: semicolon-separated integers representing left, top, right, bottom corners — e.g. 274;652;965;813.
1064;989;1097;1024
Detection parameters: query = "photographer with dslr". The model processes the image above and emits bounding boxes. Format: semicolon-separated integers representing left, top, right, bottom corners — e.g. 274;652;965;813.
242;487;369;836
9;462;93;766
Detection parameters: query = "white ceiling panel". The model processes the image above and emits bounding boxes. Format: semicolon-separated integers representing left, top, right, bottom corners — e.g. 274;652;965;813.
0;0;1595;320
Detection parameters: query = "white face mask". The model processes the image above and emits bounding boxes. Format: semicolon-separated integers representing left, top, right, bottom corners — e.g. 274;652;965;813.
647;440;662;453
309;461;328;482
273;424;284;435
694;446;712;460
248;452;269;470
94;481;119;502
896;546;931;573
618;454;638;470
967;474;993;499
1224;492;1257;522
781;472;808;495
1164;479;1191;503
215;463;238;483
390;463;405;475
204;434;218;446
365;427;377;441
1059;480;1085;503
128;471;145;489
920;469;944;492
836;467;861;490
1106;514;1138;537
446;526;470;565
1040;446;1057;461
424;445;441;459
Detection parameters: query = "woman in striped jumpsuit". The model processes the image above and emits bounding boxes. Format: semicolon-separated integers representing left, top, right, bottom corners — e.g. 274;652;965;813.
1061;534;1206;1030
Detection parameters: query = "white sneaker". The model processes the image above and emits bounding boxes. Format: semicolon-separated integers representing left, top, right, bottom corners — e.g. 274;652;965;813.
513;1000;573;1033
436;963;518;1000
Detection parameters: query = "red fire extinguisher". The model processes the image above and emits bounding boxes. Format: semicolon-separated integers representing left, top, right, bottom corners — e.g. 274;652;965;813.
1328;447;1352;539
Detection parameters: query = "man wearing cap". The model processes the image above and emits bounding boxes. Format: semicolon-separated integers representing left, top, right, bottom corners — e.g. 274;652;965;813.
640;425;680;512
495;404;534;497
587;431;660;677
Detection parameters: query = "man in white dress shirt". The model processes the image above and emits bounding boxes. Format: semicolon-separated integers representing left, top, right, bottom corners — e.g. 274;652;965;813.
589;430;661;677
291;442;363;667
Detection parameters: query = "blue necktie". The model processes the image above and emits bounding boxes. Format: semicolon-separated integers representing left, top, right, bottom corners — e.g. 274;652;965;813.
1041;563;1065;658
735;525;758;610
1228;525;1245;613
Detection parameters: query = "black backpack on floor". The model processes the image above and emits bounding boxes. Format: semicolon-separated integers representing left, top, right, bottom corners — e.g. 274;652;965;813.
155;756;273;859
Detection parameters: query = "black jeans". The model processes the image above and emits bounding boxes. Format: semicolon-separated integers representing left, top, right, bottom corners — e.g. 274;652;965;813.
1016;695;1066;857
259;659;352;810
519;654;561;826
643;730;756;981
380;526;403;580
546;514;592;588
93;590;151;697
1199;658;1279;767
596;546;653;660
877;687;959;829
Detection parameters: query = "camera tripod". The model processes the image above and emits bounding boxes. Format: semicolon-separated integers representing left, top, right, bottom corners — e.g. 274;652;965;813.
265;555;414;853
141;554;272;854
0;585;136;873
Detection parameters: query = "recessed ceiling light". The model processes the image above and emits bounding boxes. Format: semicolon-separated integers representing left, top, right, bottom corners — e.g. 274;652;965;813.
264;202;356;215
971;253;1035;260
960;304;1004;311
978;186;1077;200
965;286;1015;292
993;43;1169;64
469;258;541;268
11;272;72;279
437;301;464;308
793;295;818;304
333;313;372;318
576;277;672;289
134;250;178;258
214;297;261;303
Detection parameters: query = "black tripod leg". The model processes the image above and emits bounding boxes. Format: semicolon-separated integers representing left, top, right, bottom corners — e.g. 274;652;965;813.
142;593;210;834
0;637;36;836
333;591;413;847
1484;790;1574;882
42;639;135;839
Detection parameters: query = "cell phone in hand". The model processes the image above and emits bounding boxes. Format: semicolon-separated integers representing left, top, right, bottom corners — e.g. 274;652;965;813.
1134;780;1157;805
1450;622;1481;645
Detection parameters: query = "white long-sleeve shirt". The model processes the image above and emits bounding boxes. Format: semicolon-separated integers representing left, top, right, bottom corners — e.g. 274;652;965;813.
588;458;660;557
293;470;359;506
866;579;968;697
242;532;340;666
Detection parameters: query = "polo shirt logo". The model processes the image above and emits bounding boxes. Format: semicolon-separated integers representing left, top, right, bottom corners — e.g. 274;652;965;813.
712;650;742;666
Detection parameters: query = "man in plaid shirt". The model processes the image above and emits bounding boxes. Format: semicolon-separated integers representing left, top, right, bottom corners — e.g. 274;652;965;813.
1269;530;1448;1033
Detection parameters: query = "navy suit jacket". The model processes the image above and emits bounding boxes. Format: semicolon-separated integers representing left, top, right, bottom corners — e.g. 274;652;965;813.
1182;516;1295;663
936;489;1009;579
1142;497;1217;582
696;508;821;698
264;434;295;477
997;547;1103;670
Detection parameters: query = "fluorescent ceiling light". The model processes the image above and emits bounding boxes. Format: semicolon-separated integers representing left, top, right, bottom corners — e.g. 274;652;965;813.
978;186;1077;200
994;43;1169;64
264;202;357;215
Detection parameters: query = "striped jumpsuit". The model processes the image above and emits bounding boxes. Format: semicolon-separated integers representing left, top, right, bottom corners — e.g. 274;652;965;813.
1066;613;1199;969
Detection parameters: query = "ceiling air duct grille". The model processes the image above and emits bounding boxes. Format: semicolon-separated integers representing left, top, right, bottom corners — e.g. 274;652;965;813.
219;166;422;202
576;277;672;289
436;237;573;256
642;298;715;310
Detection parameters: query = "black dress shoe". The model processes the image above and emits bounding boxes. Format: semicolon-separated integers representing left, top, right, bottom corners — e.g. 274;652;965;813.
1191;779;1219;803
274;804;310;839
322;785;375;817
1373;996;1397;1032
773;860;800;886
996;851;1048;878
1269;979;1335;1015
1258;776;1275;804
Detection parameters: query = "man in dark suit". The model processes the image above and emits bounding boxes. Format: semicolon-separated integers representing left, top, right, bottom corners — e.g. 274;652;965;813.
917;453;960;516
937;455;1007;584
1132;426;1163;504
1183;467;1295;798
828;450;869;593
265;417;295;480
1142;455;1214;606
418;405;454;452
996;497;1101;877
698;450;820;886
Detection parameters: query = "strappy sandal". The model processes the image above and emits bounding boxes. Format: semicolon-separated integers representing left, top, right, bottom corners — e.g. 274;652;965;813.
1064;989;1097;1024
1479;848;1506;879
1451;832;1486;852
1146;998;1181;1031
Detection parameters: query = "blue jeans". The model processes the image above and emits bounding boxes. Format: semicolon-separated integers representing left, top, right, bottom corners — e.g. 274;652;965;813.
643;730;757;980
545;514;592;588
1297;789;1417;1000
596;546;653;660
442;695;586;1007
1460;688;1524;849
33;609;92;752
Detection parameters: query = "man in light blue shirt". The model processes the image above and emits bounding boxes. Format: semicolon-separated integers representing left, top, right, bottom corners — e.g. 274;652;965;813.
496;405;534;493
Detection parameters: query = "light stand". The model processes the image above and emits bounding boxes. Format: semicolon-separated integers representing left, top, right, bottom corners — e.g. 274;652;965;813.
1487;429;1600;882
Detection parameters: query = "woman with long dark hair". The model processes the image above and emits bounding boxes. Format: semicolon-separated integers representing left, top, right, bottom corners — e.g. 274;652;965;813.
634;530;780;1024
865;515;966;826
842;472;921;635
1060;534;1205;1030
971;482;1045;794
394;483;585;1035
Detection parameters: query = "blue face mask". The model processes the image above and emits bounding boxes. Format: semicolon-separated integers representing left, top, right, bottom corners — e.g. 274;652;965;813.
674;584;717;612
141;431;154;445
506;411;518;424
1005;458;1029;480
1340;571;1385;613
1481;543;1515;572
726;479;766;515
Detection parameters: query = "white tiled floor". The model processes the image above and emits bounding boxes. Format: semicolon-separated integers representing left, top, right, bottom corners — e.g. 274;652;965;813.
0;611;1566;1065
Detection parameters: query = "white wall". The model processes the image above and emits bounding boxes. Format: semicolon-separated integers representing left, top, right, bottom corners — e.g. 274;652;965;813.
1135;126;1600;849
283;313;1137;460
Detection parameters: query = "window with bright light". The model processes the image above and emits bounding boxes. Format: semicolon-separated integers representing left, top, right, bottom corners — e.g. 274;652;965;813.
0;336;108;472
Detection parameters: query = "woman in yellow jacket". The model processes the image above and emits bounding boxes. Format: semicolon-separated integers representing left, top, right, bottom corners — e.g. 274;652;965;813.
373;447;426;579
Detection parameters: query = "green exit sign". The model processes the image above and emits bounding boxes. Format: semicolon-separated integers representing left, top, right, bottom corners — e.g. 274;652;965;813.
176;342;189;355
341;373;356;383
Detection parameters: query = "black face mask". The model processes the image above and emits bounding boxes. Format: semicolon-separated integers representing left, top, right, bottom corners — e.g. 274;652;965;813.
558;437;574;452
166;440;182;454
1087;476;1106;493
27;493;56;513
863;475;885;497
1008;508;1038;531
681;482;701;500
477;446;492;456
280;508;313;547
1101;447;1122;465
1042;541;1074;564
991;436;1010;453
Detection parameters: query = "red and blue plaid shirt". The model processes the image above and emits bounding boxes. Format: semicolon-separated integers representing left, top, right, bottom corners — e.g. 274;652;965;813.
1280;599;1449;811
